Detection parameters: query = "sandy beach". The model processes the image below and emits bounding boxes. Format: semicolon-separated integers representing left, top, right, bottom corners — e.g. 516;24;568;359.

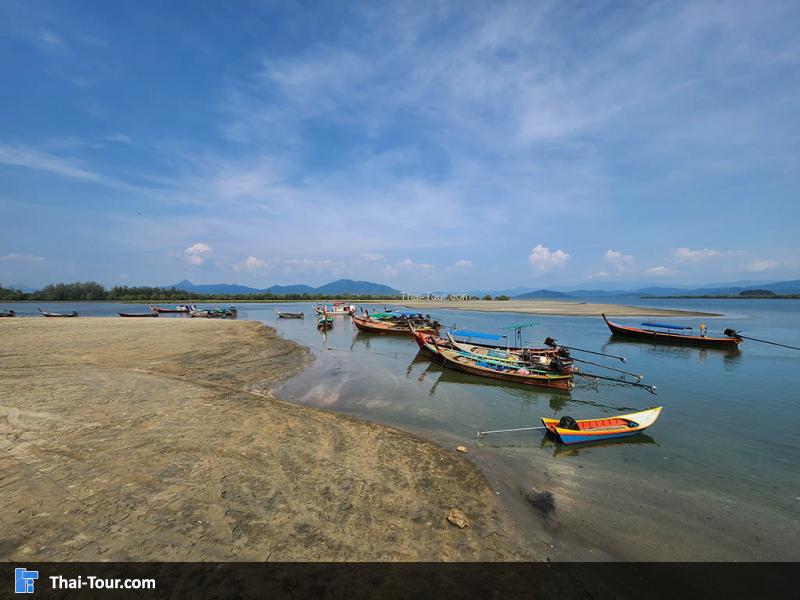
0;318;531;561
397;299;718;316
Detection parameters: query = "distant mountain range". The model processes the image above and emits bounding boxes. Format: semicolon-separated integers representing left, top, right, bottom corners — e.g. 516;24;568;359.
510;279;800;299
170;278;401;296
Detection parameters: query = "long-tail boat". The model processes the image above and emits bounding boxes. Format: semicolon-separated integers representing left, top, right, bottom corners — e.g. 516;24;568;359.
602;314;741;349
118;311;159;317
314;302;354;316
409;324;569;366
38;308;78;317
0;309;16;317
432;338;574;390
190;307;238;319
352;312;439;336
276;310;304;319
317;313;334;330
541;407;662;445
150;304;192;313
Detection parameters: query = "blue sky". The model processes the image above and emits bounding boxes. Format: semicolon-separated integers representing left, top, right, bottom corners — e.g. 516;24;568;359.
1;0;798;291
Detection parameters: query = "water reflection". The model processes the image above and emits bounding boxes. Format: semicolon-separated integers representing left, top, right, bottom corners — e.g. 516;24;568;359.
602;337;743;364
541;433;658;457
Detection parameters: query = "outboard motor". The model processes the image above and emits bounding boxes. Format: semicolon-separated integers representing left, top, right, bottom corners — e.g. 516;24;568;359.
557;416;580;431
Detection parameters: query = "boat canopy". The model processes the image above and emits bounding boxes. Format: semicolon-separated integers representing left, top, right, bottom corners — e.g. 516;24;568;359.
452;329;504;341
501;321;537;330
641;321;693;330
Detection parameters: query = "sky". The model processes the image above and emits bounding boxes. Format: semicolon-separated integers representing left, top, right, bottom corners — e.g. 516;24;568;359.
1;0;799;292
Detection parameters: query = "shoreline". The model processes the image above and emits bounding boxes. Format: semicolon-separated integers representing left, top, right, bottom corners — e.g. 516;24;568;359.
397;299;720;317
4;298;720;317
0;318;532;561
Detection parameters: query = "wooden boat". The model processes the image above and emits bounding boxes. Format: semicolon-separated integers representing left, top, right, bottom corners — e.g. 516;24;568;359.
118;311;159;317
276;310;304;319
0;309;16;317
150;304;192;313
433;340;574;390
541;407;662;445
443;332;572;371
602;314;741;349
38;308;78;317
314;302;354;316
317;313;334;330
409;324;569;365
352;313;439;336
190;307;238;319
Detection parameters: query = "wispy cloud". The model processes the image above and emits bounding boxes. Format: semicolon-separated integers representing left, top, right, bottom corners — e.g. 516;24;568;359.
0;253;45;262
745;259;778;272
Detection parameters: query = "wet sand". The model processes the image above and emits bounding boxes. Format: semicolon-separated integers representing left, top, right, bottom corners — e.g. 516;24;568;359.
0;318;532;561
398;299;718;316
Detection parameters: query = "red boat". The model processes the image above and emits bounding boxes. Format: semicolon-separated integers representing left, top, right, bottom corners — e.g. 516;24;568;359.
602;314;742;349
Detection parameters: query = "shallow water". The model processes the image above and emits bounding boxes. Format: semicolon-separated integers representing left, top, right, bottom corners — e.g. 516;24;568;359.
10;299;800;560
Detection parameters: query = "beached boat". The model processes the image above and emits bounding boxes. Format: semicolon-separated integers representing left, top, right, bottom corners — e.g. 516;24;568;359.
190;307;238;319
314;302;354;316
150;304;192;313
0;309;16;317
38;308;78;317
433;340;574;390
541;407;662;445
352;312;439;336
118;311;159;317
602;314;741;349
276;310;304;319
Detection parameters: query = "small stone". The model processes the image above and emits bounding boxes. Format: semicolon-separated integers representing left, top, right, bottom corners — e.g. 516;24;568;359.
456;446;468;453
446;508;469;529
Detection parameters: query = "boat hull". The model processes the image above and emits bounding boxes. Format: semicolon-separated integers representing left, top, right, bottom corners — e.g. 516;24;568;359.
352;315;438;336
602;314;741;349
443;356;573;390
118;312;159;317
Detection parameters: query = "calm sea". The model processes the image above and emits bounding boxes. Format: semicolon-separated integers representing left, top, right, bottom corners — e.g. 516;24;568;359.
10;299;800;560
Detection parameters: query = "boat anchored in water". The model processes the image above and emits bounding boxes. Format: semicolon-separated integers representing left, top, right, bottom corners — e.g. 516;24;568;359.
602;314;742;349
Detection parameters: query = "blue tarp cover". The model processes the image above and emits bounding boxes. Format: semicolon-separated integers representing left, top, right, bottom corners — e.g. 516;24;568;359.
452;329;503;341
641;322;693;330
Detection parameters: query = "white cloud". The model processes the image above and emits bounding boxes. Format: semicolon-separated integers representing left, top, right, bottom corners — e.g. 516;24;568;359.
399;258;414;269
603;249;634;271
645;266;675;276
382;265;399;278
360;253;384;261
528;244;570;273
449;259;473;269
0;253;45;262
673;247;739;262
184;243;212;265
244;256;268;271
745;259;778;272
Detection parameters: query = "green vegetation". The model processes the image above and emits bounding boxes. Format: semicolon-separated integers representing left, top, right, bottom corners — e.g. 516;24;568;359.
643;289;799;300
482;294;492;301
494;295;510;301
739;289;776;297
0;281;404;303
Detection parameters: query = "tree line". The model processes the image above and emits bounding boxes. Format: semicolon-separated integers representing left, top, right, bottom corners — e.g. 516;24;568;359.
0;282;405;302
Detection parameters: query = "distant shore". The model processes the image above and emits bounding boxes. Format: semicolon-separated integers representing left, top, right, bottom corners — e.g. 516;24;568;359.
397;299;719;317
0;318;530;561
